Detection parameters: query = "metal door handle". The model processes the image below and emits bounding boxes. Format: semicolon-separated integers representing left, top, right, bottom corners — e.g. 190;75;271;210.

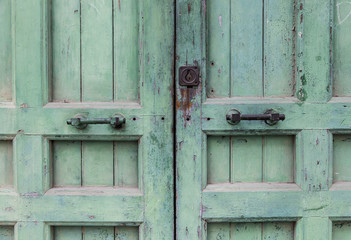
67;114;126;129
226;109;285;126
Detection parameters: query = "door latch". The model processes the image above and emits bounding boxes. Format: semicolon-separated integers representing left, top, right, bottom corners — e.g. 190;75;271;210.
179;66;200;87
226;109;285;126
67;114;126;129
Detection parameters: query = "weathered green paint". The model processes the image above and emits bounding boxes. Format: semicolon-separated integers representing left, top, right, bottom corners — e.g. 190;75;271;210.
54;226;139;240
177;0;351;239
0;0;173;239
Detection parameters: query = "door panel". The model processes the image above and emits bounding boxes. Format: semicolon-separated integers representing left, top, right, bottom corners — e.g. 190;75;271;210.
176;0;350;240
50;0;139;102
206;0;294;98
0;0;173;239
208;222;295;240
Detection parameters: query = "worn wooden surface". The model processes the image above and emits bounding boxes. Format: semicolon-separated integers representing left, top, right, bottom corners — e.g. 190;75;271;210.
176;0;351;239
0;0;173;239
51;0;139;102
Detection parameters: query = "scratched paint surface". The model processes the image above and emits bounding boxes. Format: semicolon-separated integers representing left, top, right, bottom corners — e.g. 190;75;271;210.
207;136;294;184
54;226;138;240
51;0;139;102
206;0;295;98
208;222;294;240
176;0;349;239
0;0;173;239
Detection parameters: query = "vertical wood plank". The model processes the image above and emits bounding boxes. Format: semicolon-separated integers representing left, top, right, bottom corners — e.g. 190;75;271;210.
263;222;294;240
51;0;81;102
53;141;81;187
302;0;331;102
0;0;12;102
231;0;263;97
81;0;113;102
14;135;44;195
115;227;139;240
0;226;14;240
264;0;294;97
54;227;82;240
300;130;331;191
206;0;230;98
16;222;46;240
15;0;43;106
115;142;138;188
263;136;294;183
231;223;261;240
333;0;351;97
114;0;139;102
84;227;114;240
333;222;351;239
0;141;13;187
207;136;230;184
303;218;331;240
207;223;230;240
82;141;113;186
231;136;262;183
333;135;351;182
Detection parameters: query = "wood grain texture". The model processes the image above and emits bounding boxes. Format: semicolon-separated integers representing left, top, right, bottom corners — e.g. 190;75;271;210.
53;141;138;187
113;0;139;102
207;136;294;184
50;0;140;103
206;0;294;98
231;0;263;97
81;0;113;102
207;222;294;240
54;226;139;240
51;0;81;102
264;0;295;97
0;0;12;102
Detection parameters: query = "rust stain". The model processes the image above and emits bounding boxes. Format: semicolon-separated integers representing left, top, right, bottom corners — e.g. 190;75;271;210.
188;3;191;13
118;0;121;11
178;85;201;127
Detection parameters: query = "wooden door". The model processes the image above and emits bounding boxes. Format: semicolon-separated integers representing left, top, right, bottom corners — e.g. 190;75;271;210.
0;0;174;239
176;0;351;239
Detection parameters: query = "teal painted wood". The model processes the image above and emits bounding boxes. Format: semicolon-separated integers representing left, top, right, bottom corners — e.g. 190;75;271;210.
333;0;351;97
0;1;174;239
0;226;14;240
0;141;13;187
333;222;351;239
0;0;12;102
50;0;140;103
207;222;294;240
54;226;139;240
51;0;81;102
177;0;350;239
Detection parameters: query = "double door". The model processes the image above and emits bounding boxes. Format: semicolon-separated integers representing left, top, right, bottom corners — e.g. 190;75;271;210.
0;0;351;239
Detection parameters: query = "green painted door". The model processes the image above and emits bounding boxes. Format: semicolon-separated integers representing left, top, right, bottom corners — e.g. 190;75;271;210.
176;0;351;239
0;0;173;239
